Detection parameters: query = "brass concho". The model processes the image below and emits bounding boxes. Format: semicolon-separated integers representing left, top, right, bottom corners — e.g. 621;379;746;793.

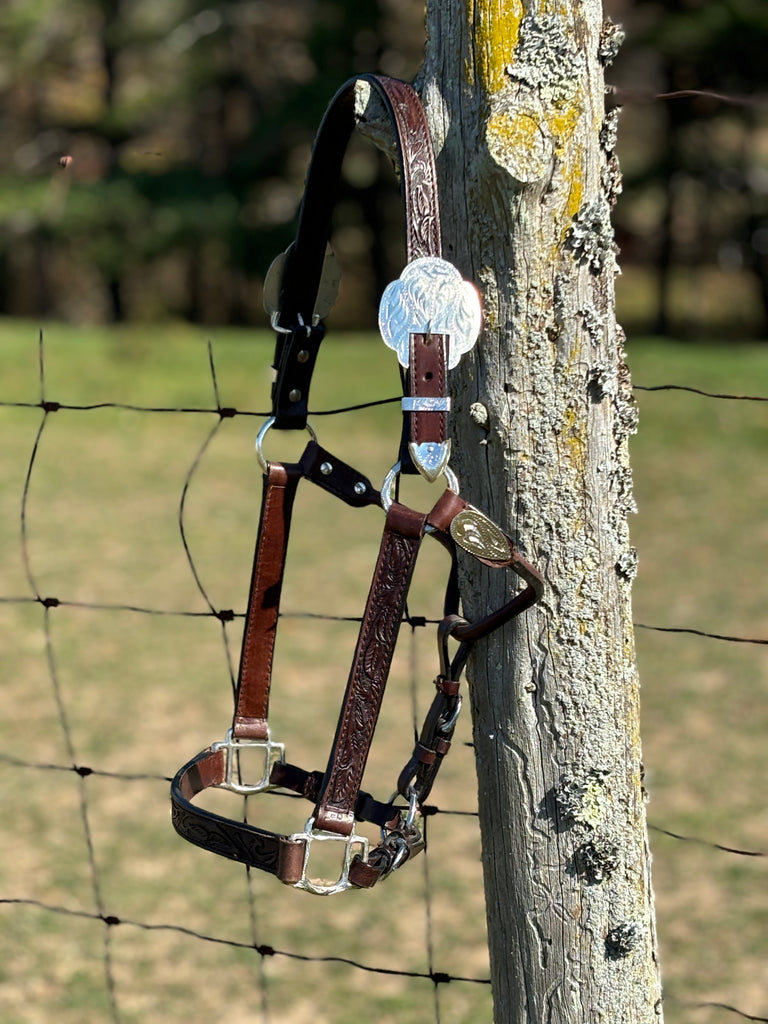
450;508;510;563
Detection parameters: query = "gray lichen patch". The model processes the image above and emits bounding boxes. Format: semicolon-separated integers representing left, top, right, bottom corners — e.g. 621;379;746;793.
587;363;619;404
602;153;623;207
573;837;620;884
605;920;643;960
599;108;621;154
470;401;490;429
598;18;626;67
556;768;611;830
579;304;606;347
506;15;585;105
615;547;638;582
566;197;617;274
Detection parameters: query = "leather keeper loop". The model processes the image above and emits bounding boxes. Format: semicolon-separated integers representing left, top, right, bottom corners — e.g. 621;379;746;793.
435;676;461;697
413;743;438;766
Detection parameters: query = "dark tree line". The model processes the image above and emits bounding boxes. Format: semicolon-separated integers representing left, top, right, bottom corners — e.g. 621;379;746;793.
1;0;766;333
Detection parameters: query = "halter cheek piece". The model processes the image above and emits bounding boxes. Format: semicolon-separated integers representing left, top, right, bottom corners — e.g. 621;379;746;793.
171;74;543;895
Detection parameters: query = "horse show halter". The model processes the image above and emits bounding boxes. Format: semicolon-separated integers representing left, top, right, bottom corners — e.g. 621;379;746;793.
171;74;543;895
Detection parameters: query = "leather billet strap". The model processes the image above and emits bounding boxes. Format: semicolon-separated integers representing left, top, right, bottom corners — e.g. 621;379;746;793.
232;461;299;741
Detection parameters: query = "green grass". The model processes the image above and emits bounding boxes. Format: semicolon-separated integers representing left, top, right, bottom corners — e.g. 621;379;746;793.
0;321;766;1023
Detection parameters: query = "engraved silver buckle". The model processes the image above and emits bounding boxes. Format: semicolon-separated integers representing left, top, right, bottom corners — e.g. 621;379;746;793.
377;256;482;370
211;729;286;795
289;817;370;896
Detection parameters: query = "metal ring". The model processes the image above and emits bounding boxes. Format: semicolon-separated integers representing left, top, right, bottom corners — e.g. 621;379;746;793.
255;416;318;473
380;461;460;512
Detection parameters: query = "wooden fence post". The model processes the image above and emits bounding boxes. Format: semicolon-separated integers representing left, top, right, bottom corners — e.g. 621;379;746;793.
418;2;664;1019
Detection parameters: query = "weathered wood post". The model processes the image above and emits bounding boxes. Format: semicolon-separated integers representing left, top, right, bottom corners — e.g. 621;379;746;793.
416;2;664;1019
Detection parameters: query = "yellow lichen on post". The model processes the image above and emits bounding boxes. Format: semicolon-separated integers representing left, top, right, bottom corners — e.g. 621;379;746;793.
553;98;587;221
561;405;587;473
470;0;524;95
486;107;553;184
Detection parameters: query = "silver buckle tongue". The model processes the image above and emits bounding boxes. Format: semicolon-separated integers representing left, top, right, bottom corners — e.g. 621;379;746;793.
211;729;286;795
289;818;370;896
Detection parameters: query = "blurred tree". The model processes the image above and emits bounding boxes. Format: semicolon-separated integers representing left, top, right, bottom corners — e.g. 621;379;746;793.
3;0;763;331
0;0;426;324
609;0;768;334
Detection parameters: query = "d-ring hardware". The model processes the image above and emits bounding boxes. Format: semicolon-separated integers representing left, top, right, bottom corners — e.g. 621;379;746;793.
255;415;318;473
380;461;460;513
211;729;286;795
289;818;370;896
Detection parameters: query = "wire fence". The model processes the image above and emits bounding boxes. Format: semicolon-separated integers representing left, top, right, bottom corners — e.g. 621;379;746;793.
0;329;765;1022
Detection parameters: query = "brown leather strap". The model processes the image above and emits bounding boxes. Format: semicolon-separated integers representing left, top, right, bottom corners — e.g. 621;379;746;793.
171;747;306;883
313;502;427;834
408;332;448;447
233;462;301;740
279;74;440;329
232;443;380;742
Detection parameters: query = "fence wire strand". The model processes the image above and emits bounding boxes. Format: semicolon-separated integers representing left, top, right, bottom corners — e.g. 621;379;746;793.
2;326;766;1023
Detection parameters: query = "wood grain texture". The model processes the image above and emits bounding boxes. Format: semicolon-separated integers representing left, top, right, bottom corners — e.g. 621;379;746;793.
418;1;663;1020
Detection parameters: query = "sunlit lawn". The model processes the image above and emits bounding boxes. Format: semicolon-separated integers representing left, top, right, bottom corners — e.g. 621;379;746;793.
0;319;766;1023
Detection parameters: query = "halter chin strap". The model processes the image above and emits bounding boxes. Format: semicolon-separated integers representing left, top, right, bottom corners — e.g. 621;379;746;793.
171;74;541;894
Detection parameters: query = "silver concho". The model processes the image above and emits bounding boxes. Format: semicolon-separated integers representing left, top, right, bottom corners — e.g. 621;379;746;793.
450;508;510;563
377;257;482;369
263;243;341;324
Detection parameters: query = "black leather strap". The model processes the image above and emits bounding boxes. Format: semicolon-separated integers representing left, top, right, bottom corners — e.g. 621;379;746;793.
271;74;442;435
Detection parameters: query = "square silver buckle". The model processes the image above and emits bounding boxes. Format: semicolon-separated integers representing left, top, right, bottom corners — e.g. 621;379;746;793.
289;817;370;896
211;729;285;794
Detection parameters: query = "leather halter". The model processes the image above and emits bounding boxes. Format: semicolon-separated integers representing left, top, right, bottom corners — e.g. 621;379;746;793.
171;74;543;894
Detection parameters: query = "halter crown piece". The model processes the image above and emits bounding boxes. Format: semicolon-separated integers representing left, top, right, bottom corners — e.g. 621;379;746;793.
170;75;543;895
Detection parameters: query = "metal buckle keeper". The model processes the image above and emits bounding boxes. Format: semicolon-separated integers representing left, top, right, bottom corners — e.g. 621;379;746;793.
289;817;370;896
211;729;286;795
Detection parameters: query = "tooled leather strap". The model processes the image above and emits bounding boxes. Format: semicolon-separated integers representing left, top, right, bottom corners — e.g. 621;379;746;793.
271;74;443;448
295;492;542;829
171;746;306;883
313;502;427;834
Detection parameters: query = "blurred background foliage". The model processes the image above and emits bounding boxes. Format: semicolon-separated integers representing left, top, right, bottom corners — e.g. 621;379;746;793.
0;0;766;334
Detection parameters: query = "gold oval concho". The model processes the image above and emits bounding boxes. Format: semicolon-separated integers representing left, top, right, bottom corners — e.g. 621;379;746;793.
450;508;510;563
